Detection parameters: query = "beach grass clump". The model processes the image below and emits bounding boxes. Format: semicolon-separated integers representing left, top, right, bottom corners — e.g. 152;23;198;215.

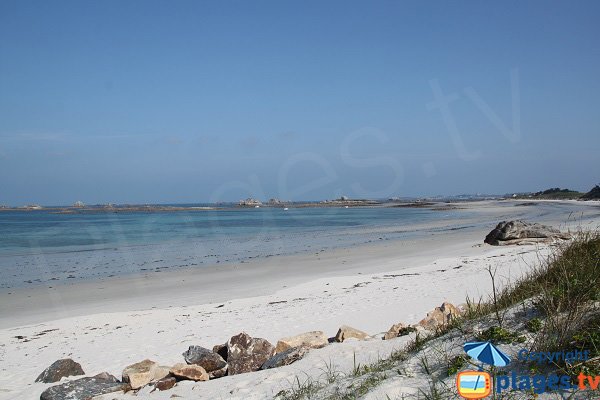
527;233;600;355
446;355;468;376
525;317;542;333
476;326;525;344
495;231;600;311
275;376;325;400
563;313;600;377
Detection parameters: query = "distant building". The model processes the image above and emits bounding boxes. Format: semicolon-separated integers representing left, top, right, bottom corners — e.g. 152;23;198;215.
238;198;263;206
23;204;43;210
73;201;85;208
267;198;289;206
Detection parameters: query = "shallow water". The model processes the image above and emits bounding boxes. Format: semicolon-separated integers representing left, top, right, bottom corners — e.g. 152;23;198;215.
1;201;593;290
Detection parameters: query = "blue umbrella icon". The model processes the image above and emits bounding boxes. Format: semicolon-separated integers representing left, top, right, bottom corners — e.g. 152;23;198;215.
463;341;511;367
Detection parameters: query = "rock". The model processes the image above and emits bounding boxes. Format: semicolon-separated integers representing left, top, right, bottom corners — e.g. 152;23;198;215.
383;323;416;340
122;359;170;389
169;363;209;381
213;343;228;361
40;375;128;400
227;332;275;375
418;302;461;331
92;372;119;382
418;309;446;330
440;302;461;319
154;376;177;391
275;331;328;353
36;359;85;383
261;346;309;369
484;220;570;245
413;325;435;338
182;346;227;378
334;325;370;342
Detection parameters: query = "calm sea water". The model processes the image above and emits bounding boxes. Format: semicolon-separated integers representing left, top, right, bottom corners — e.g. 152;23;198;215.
0;206;475;289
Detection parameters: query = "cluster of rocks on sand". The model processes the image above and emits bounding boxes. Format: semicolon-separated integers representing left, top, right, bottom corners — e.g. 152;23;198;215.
36;301;466;400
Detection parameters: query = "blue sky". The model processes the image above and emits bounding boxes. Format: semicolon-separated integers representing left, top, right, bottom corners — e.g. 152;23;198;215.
1;1;599;205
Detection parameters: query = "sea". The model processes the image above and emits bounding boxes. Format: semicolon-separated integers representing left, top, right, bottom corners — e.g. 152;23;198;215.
2;201;581;290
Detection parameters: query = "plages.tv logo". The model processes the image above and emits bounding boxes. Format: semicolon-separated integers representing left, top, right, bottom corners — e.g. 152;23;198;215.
456;371;492;399
456;341;510;399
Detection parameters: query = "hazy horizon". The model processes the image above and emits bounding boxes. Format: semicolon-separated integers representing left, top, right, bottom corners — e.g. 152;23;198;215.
3;185;599;208
1;1;599;205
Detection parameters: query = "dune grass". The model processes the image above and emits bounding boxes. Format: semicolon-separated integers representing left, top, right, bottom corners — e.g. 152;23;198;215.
276;231;600;399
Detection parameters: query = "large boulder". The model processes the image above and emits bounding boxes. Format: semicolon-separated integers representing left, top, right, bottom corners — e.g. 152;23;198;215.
484;220;570;245
182;345;227;378
227;332;275;375
169;363;209;381
262;346;309;369
40;373;127;400
275;331;328;353
122;359;169;389
36;359;85;383
334;325;370;342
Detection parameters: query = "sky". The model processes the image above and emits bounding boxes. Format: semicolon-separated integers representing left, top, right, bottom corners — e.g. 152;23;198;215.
1;0;599;205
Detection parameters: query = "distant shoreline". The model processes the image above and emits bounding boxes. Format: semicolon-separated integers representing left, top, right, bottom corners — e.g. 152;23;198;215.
0;198;542;213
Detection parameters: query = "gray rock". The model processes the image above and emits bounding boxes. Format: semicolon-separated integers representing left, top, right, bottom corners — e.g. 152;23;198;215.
261;346;309;369
484;220;570;245
39;374;127;400
182;346;227;378
36;359;85;383
227;332;275;375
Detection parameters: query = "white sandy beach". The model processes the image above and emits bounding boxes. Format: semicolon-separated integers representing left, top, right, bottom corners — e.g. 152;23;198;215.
0;200;599;400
